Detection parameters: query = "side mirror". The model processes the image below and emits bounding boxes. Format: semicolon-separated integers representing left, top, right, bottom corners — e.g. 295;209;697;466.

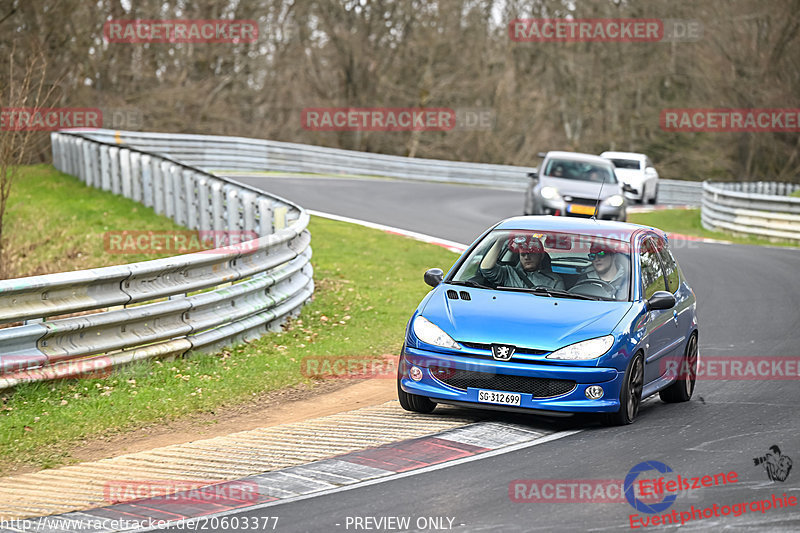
527;170;538;180
647;291;676;311
424;268;444;288
622;183;635;193
537;152;547;158
645;167;658;177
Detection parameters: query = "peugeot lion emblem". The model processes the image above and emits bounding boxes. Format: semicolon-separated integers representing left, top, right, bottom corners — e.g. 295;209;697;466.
492;344;516;361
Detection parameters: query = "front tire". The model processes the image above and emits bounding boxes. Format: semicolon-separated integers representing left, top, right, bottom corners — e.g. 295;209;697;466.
397;378;437;413
397;353;436;413
603;353;644;426
648;183;658;205
659;333;697;403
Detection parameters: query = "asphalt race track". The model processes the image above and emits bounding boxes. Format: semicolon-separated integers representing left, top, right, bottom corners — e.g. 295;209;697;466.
175;175;800;532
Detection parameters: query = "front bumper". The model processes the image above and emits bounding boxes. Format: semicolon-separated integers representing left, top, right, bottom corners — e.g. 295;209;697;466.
539;197;626;221
623;188;643;202
399;346;625;414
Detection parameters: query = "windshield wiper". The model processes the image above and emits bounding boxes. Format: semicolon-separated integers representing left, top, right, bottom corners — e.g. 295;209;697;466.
495;285;599;301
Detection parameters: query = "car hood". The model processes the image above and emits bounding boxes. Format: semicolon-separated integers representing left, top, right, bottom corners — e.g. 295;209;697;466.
420;286;632;352
540;176;622;199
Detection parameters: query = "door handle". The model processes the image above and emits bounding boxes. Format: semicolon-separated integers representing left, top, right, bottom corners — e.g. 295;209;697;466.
672;310;679;325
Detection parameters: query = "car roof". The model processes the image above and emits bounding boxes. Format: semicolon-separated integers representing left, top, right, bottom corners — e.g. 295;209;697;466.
494;215;667;243
600;151;648;160
545;151;614;166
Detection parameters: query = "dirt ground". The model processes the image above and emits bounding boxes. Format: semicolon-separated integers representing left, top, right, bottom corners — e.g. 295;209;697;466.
14;378;397;475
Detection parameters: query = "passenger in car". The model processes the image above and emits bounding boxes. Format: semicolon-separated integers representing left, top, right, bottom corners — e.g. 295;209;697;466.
577;244;629;299
479;234;565;290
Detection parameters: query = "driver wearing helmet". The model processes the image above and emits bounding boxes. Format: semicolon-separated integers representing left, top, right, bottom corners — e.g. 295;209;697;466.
479;233;564;290
577;243;629;300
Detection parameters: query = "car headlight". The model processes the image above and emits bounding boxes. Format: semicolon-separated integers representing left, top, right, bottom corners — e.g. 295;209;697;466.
546;335;614;360
605;194;624;207
540;186;560;200
412;316;460;350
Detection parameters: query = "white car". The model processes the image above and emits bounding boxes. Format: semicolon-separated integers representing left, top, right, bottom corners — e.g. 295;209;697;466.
600;152;659;204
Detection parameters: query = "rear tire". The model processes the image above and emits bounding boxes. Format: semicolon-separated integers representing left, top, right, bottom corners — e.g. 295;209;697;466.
659;333;697;403
603;353;644;426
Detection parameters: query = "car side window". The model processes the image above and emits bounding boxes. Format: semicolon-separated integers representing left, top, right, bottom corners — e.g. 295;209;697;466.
656;243;680;293
640;238;667;299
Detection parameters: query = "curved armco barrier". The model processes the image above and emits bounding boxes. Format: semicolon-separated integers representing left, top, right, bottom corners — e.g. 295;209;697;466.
77;129;700;204
702;181;800;242
0;132;313;390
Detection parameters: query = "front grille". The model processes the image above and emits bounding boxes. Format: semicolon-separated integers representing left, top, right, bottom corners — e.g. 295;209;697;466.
430;366;576;398
459;341;546;356
570;197;599;206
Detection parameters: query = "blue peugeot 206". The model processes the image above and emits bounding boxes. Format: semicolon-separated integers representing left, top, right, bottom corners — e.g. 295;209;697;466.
398;216;698;425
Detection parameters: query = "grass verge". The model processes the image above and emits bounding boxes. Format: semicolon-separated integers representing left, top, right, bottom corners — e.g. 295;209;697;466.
3;165;187;278
628;208;798;247
1;168;459;472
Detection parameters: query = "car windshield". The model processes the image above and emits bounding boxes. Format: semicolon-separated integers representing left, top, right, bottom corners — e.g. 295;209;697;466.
451;229;632;301
609;158;642;170
544;159;617;183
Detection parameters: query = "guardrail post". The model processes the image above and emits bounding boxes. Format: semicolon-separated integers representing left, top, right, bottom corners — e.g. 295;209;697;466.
173;166;188;227
81;139;92;185
100;145;112;191
225;185;242;233
273;205;288;230
141;154;154;208
257;197;273;236
50;133;62;170
197;176;212;231
109;146;121;194
184;169;198;230
130;152;142;203
88;143;100;188
153;160;166;215
120;148;133;199
211;180;225;232
164;163;178;219
242;191;256;233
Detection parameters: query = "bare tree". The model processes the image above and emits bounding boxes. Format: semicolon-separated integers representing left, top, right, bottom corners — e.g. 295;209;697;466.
0;43;57;277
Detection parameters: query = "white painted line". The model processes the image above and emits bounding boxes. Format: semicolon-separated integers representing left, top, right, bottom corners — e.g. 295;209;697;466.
130;429;582;532
308;209;468;253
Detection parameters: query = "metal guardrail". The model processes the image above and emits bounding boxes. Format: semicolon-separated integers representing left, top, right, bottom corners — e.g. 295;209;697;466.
79;129;704;205
79;129;539;189
0;132;314;390
657;180;704;206
702;181;800;242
